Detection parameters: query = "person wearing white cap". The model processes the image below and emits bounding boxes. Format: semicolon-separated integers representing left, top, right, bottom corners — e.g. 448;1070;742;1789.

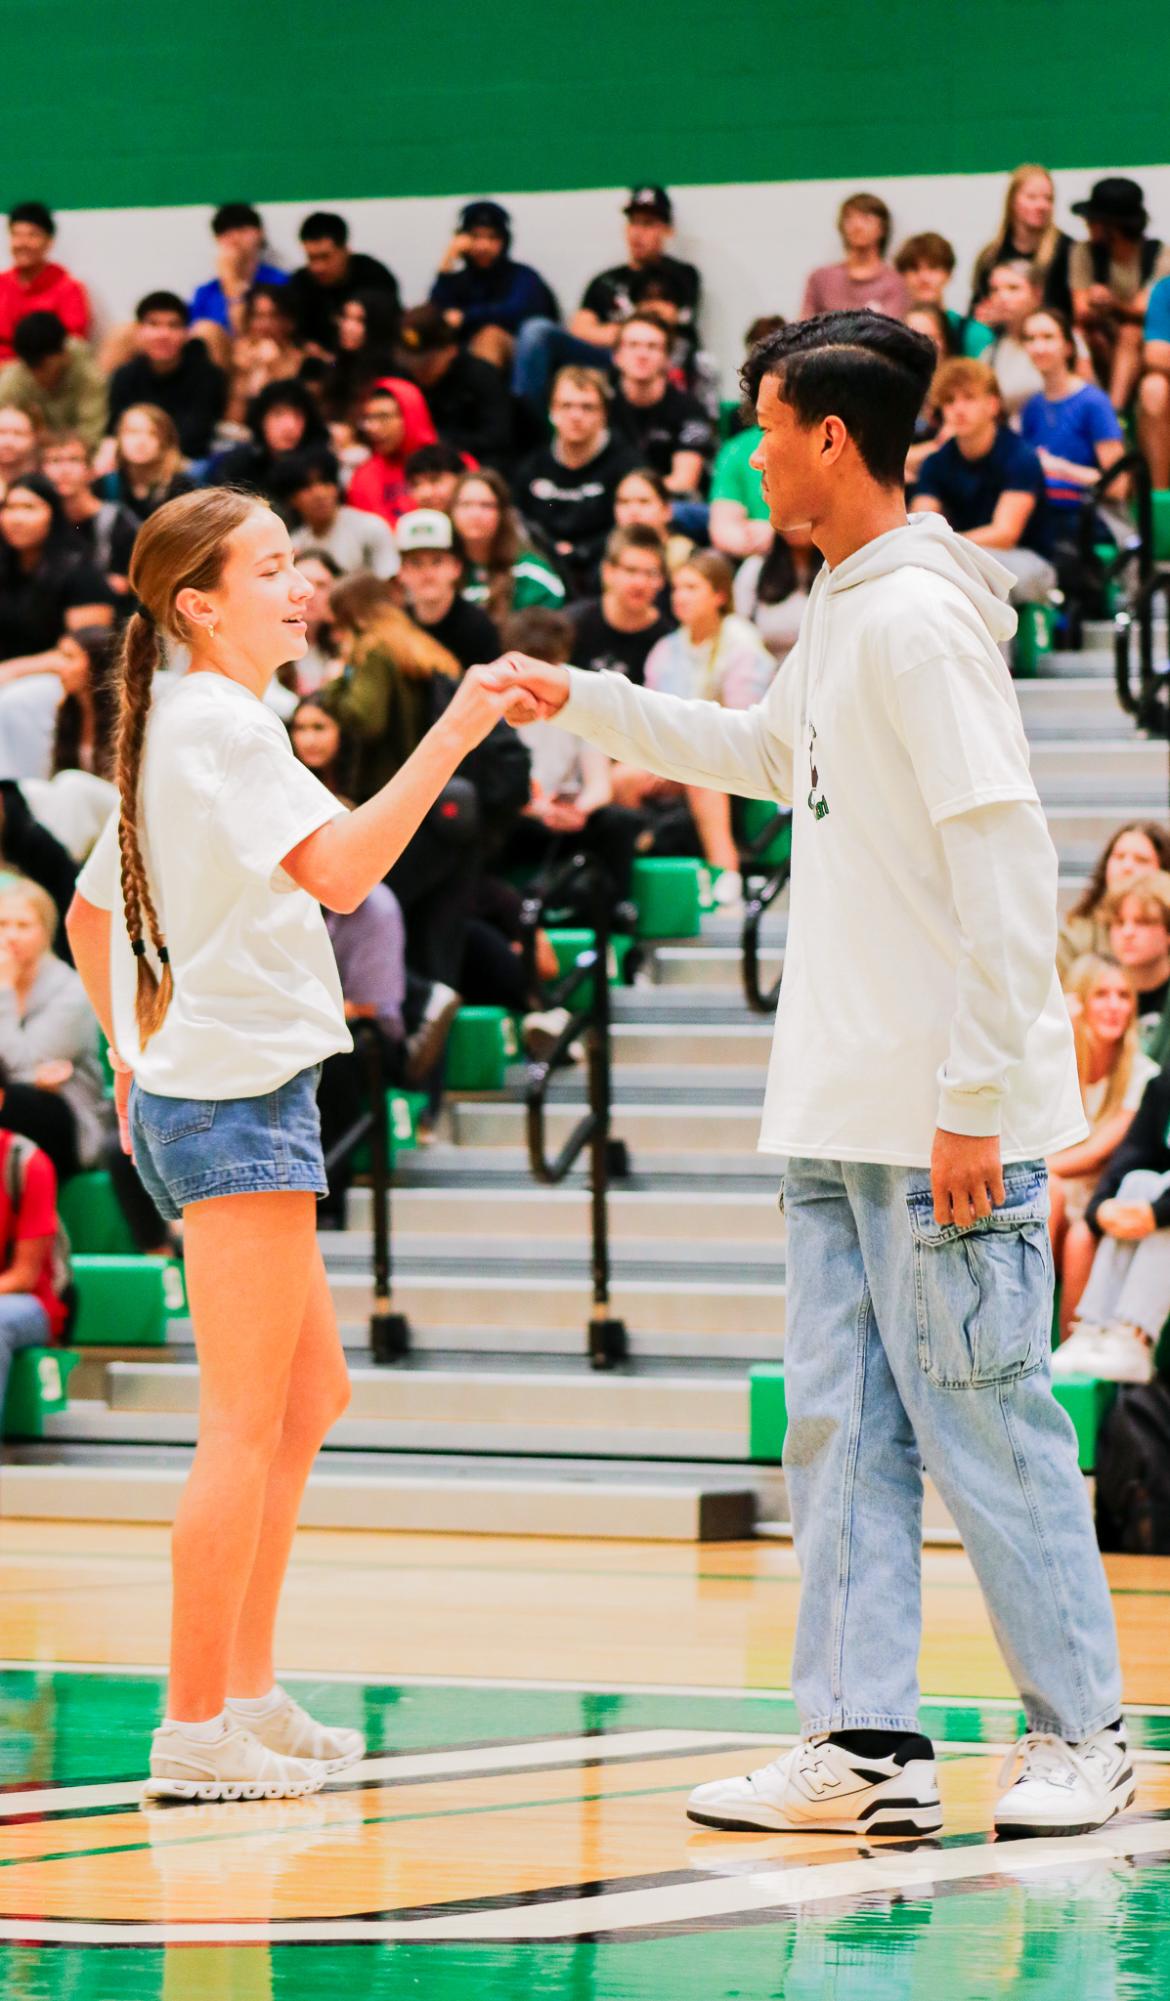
397;508;499;672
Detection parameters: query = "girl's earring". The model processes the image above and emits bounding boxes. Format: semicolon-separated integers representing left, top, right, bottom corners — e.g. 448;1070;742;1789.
208;624;216;640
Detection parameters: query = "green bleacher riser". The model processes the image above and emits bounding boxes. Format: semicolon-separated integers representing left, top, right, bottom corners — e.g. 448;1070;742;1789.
58;1171;138;1257
1013;603;1056;680
1152;490;1170;564
749;1365;1112;1474
739;799;792;870
350;1089;427;1175
630;858;706;940
1;1346;80;1439
546;928;634;1010
445;1008;519;1091
70;1255;186;1347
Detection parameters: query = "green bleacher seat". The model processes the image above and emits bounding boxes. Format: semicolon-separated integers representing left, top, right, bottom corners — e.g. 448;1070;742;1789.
445;1007;519;1091
1052;1377;1116;1473
739;800;792;870
71;1255;182;1346
349;1088;427;1175
631;858;704;939
1;1346;79;1438
59;1171;137;1256
1013;603;1055;678
1152;489;1170;563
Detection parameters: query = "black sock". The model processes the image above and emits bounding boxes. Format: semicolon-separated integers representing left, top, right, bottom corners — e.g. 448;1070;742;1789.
828;1729;934;1764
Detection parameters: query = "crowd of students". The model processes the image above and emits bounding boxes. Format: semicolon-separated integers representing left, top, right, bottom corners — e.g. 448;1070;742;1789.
0;165;1168;1420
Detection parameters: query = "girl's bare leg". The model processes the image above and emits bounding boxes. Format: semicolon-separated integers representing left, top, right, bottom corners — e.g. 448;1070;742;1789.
686;785;739;870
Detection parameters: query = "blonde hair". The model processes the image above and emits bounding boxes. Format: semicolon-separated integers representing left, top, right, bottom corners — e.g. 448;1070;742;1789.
0;877;59;949
1065;952;1138;1124
550;365;611;409
328;572;460;683
116;403;183;491
1100;868;1170;929
117;486;263;1044
972;164;1062;300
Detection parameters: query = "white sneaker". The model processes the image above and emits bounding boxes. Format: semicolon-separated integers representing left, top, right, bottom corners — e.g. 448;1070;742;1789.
686;1736;941;1835
994;1726;1135;1837
522;1007;582;1063
1085;1322;1155;1385
143;1721;327;1803
712;869;744;909
225;1688;365;1773
1050;1324;1108;1378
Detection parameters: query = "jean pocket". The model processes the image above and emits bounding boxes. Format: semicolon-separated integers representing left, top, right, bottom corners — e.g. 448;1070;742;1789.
906;1171;1052;1388
135;1094;219;1146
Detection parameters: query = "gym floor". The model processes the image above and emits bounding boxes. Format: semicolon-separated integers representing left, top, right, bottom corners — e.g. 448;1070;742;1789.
1;1524;1168;1997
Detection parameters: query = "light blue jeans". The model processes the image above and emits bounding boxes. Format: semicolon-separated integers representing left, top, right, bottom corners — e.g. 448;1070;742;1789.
0;1293;51;1419
782;1156;1121;1741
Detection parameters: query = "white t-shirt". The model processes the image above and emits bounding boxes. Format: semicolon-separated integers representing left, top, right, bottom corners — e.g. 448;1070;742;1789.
77;673;351;1099
1083;1050;1160;1123
292;507;399;580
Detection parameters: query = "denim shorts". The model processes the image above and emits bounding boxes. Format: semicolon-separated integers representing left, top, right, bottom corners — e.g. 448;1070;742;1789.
129;1067;327;1221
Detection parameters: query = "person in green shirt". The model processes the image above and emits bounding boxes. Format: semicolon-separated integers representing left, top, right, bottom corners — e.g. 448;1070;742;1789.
450;467;565;626
709;424;770;558
894;233;995;360
0;312;107;453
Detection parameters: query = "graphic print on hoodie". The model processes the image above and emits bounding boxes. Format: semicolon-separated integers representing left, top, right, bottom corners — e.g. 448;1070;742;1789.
557;513;1088;1167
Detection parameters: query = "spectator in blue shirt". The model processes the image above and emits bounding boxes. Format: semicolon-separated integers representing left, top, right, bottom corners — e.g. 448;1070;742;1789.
189;204;285;359
911;356;1056;610
1139;273;1170;489
1020;309;1125;538
430;201;559;375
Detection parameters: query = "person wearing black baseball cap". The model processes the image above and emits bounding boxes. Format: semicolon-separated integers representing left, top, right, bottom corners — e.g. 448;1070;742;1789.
430;200;559;373
512;186;701;412
1069;177;1170;411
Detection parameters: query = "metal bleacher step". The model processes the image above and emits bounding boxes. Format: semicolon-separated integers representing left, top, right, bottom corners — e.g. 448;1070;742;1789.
1029;738;1168;806
1014;675;1154;738
350;1184;782;1243
611;1022;772;1066
453;1100;764;1153
395;1144;781;1189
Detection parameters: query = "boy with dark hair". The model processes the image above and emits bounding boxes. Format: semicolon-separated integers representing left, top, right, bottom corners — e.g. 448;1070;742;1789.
430;200;559;371
0;311;107;451
569;523;673;684
286;213;400;358
610;313;714;492
274;448;399;578
801;194;907;320
106;293;228;459
398;304;513;470
190;203;286;334
405;443;467;514
0;204;90;363
894;233;994;358
500;308;1128;1842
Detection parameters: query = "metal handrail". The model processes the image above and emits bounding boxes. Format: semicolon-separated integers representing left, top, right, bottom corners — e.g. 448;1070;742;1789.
739;808;793;1015
519;851;629;1370
1078;447;1153;610
321;1020;409;1363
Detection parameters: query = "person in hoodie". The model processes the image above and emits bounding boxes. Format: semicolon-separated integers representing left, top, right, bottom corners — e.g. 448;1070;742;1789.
429;200;559;374
497;310;1128;1846
346;378;438;529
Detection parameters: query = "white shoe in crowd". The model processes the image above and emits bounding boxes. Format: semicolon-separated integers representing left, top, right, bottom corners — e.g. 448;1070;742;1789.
995;1724;1135;1837
1052;1321;1154;1384
712;869;744;909
522;1006;583;1064
405;982;462;1086
143;1721;327;1803
686;1735;942;1835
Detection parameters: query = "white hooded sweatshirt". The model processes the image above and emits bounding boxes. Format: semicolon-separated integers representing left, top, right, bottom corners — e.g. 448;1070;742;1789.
559;513;1087;1167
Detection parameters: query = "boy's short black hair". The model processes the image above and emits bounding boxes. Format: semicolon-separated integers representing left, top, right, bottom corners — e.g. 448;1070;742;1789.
13;310;67;366
502;606;575;664
300;211;348;247
405;443;466;481
269;447;341;500
8;201;54;235
741;311;936;487
136;290;190;325
213;202;262;236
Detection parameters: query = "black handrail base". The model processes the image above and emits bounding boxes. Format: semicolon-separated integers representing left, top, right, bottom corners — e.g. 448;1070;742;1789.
589;1313;629;1371
606;1137;631;1179
371;1307;412;1365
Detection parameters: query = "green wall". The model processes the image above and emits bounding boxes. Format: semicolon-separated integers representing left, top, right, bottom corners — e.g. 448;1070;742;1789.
3;0;1167;212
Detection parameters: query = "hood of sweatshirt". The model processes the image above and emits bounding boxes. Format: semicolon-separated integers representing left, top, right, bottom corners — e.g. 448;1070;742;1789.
815;512;1018;647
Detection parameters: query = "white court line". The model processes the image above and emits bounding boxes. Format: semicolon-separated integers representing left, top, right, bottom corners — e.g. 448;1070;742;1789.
2;1816;1169;1947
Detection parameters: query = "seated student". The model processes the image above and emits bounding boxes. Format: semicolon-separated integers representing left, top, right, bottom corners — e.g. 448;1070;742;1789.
609;312;714;495
209;378;328;502
800;193;907;320
1059;823;1170;978
0;405;38;497
620;552;775;908
396;508;500;672
894;233;994;357
503;605;647;912
286;548;343;695
1139;273;1170;488
970;165;1074;319
189;202;286;342
1105;870;1170;1062
284;211;401;359
347;379;438;527
398;304;514;471
911;359;1056;609
1052;1063;1170;1385
1049;953;1159;1336
93;405;193;525
0;877;106;1181
0;473;114;780
512;187;701;408
569;523;673;683
40;432;138;599
978;260;1047;417
1069;177;1170;413
319;289;400;424
1019;307;1126;584
226;282;304;428
515;366;636;594
613;466;696;573
430;200;559;372
275;447;398;578
0;1056;70;1420
316;571;461;801
20;627;119;863
404;443;466;516
707;319;788;559
733;528;821;665
0;312;106;455
106;293;228;464
0;204;89;365
451;468;565;624
902;304;953;484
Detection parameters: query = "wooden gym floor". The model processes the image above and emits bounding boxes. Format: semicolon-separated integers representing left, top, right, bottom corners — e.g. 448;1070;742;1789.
1;1522;1169;1998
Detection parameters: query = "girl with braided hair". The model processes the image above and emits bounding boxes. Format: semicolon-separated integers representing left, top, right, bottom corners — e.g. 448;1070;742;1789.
66;487;521;1802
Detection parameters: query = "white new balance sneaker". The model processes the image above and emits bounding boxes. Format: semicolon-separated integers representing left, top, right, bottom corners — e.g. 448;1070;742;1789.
143;1721;327;1803
1050;1324;1108;1378
225;1688;365;1773
995;1726;1135;1837
1084;1322;1155;1385
686;1736;942;1836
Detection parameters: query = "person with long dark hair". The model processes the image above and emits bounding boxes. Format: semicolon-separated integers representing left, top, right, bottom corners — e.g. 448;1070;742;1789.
1058;822;1170;978
320;290;400;423
0;471;114;779
210;378;329;503
450;468;565;628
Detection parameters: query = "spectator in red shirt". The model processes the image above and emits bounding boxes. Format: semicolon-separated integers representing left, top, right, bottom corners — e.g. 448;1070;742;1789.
0;205;90;365
0;1058;68;1425
347;378;438;527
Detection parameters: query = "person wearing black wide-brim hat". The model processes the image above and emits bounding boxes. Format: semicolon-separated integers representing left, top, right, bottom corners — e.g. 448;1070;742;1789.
1069;177;1170;411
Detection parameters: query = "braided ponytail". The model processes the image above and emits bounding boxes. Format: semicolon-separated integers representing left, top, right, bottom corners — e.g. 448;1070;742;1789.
115;484;266;1046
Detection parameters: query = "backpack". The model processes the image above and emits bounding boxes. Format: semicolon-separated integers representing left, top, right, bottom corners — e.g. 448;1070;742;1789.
1094;1380;1170;1554
3;1133;76;1339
